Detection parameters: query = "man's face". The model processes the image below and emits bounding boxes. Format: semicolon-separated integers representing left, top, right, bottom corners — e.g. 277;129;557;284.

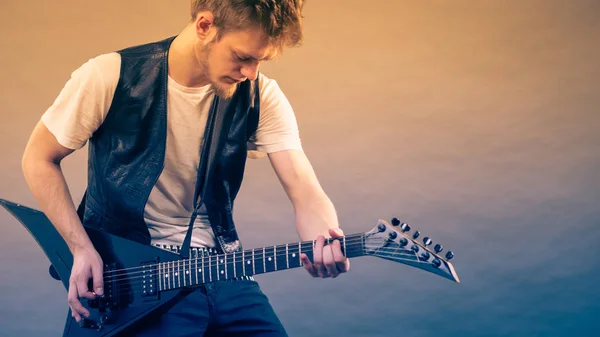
199;27;277;98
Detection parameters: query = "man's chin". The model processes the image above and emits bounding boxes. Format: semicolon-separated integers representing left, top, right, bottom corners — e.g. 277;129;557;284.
212;83;237;99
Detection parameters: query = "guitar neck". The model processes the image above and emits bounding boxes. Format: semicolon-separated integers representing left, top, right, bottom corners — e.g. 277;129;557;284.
157;234;365;291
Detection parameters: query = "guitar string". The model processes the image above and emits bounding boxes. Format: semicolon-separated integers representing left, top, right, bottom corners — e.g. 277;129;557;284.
100;245;445;290
102;235;365;277
102;242;366;282
102;234;436;278
101;240;441;282
102;250;447;295
102;244;418;284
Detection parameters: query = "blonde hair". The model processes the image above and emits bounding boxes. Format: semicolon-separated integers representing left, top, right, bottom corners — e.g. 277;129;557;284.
190;0;305;50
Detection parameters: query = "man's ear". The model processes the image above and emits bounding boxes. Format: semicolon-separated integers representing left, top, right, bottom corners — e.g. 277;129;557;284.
194;11;216;41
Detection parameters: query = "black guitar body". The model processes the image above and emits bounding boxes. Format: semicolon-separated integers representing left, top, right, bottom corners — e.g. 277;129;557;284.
0;198;189;337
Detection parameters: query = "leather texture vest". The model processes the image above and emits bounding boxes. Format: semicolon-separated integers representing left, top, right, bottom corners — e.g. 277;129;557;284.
77;36;260;253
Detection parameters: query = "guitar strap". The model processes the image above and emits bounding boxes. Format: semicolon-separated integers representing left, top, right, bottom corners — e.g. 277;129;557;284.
180;93;232;259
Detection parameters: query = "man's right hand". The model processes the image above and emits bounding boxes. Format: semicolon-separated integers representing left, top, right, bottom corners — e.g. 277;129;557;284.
67;247;104;323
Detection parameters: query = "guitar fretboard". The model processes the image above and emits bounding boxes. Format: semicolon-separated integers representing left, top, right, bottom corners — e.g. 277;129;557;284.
157;234;364;291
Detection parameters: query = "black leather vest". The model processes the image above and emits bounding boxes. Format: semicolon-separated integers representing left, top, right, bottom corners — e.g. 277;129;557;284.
77;36;260;253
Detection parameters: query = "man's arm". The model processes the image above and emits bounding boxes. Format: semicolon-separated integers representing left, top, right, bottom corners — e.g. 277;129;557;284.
268;149;349;278
22;121;103;322
23;121;88;252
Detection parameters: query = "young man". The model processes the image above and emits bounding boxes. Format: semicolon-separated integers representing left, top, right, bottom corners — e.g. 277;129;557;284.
21;0;349;336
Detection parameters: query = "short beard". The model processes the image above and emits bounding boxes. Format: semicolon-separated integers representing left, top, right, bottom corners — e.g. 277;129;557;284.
201;42;238;99
211;82;238;99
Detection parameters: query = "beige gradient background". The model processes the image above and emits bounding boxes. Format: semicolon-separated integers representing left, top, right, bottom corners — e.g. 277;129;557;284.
1;1;599;336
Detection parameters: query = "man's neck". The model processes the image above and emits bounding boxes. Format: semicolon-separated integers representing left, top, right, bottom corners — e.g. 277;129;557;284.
168;26;210;88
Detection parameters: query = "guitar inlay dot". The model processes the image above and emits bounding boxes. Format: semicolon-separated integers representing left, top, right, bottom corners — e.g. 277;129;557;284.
221;270;224;274
292;253;296;257
247;261;251;264
268;257;272;261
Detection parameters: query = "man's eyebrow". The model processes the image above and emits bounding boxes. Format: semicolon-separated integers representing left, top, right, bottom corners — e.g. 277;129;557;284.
233;50;276;61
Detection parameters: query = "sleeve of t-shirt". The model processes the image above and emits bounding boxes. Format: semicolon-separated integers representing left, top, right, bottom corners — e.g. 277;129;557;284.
41;52;121;150
248;73;302;153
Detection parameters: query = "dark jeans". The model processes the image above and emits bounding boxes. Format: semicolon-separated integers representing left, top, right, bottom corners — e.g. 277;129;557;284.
132;279;288;336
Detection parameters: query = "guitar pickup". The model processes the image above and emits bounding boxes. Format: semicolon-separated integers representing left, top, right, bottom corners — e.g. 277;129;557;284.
103;262;120;309
140;258;159;300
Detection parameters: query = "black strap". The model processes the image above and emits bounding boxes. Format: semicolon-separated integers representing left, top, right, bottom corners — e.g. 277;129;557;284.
180;79;259;258
180;94;230;258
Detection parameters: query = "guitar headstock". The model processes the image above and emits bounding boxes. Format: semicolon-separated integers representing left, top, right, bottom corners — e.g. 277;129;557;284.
363;218;460;283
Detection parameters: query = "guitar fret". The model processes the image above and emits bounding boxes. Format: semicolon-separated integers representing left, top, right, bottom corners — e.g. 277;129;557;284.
182;260;186;287
183;259;187;287
299;242;302;266
292;243;300;268
177;260;181;288
233;252;237;278
158;262;162;291
252;249;255;275
286;244;289;269
263;247;266;273
195;256;198;286
242;250;246;276
343;236;347;256
245;250;250;276
264;246;271;273
171;261;175;290
202;255;205;283
209;255;212;282
274;245;277;270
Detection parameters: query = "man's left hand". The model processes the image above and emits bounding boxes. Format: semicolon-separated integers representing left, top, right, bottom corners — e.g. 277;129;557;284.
300;228;350;278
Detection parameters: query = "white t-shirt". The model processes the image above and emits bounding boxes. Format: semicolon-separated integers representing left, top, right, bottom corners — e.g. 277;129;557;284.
42;52;302;248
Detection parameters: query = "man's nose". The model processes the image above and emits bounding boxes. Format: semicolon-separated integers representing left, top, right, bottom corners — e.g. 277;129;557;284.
241;62;260;81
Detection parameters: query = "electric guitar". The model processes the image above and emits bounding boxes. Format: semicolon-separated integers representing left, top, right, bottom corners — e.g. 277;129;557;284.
0;198;459;336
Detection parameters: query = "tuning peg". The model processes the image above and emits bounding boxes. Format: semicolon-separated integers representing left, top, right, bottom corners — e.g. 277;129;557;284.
412;231;420;239
432;258;442;268
411;244;419;253
388;231;397;240
377;223;386;232
445;251;454;260
434;244;443;253
420;251;430;261
400;223;411;232
391;218;401;226
399;238;408;247
423;237;432;246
